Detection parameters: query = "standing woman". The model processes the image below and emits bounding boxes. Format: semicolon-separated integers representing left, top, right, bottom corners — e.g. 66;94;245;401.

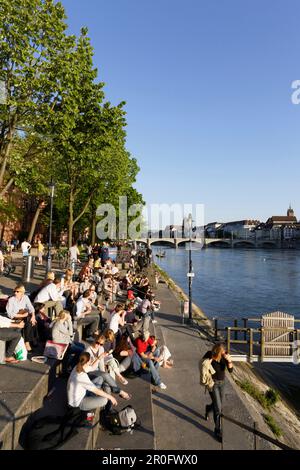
202;343;233;441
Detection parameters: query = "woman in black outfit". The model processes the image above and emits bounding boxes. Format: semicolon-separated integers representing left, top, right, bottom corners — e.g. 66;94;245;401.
203;343;233;441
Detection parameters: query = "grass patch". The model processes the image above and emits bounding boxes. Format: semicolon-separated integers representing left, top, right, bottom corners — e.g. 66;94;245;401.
263;414;282;437
236;380;279;410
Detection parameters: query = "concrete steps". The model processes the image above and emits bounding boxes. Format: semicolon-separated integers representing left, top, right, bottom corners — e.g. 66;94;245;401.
95;373;155;450
0;361;50;450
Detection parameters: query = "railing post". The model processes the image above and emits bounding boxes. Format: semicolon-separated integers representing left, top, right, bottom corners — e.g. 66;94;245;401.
249;328;253;361
234;319;238;341
253;421;257;450
214;318;218;341
227;327;231;354
243;318;247;341
261;328;265;362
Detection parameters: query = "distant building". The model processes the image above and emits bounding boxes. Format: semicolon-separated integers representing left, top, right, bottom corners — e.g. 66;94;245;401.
205;222;222;238
219;220;260;239
255;206;300;240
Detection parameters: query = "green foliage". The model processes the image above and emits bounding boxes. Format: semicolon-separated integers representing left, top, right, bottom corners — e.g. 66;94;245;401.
263;414;282;437
0;0;143;243
237;380;280;410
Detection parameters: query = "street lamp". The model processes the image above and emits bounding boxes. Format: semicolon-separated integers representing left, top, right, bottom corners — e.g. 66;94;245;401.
186;213;194;324
46;179;55;273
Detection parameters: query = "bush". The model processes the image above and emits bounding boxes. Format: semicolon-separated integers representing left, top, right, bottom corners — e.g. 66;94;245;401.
263;414;282;437
237;381;279;410
265;389;279;407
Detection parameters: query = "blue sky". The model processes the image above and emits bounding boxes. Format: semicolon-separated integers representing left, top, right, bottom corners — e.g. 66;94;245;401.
61;0;300;225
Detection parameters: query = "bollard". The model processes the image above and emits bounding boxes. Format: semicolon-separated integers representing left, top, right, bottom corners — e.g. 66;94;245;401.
22;255;34;282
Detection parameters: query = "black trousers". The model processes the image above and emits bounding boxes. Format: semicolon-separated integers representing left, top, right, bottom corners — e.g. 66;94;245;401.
0;328;21;357
23;316;39;344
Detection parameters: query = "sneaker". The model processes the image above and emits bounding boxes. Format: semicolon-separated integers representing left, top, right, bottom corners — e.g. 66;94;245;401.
159;382;167;390
151;320;157;324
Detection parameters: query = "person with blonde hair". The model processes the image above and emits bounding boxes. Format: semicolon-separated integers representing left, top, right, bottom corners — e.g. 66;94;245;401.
51;310;85;373
6;284;37;351
37;240;44;265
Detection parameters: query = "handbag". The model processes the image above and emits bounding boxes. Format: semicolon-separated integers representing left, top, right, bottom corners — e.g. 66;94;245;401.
15;337;28;361
44;340;69;360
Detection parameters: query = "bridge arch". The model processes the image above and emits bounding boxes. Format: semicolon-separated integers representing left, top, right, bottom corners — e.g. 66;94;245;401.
257;241;277;248
177;240;202;248
233;240;255;248
150;239;175;248
206;240;231;248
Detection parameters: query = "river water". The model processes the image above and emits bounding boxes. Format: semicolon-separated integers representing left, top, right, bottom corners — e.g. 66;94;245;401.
152;246;300;414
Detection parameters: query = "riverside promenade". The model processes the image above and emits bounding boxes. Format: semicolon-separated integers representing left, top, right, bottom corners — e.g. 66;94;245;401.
149;281;274;450
0;255;275;450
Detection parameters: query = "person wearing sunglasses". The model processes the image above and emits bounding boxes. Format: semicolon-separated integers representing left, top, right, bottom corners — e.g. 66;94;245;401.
6;284;37;352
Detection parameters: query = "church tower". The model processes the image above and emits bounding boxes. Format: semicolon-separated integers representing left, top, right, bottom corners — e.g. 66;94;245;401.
287;204;294;217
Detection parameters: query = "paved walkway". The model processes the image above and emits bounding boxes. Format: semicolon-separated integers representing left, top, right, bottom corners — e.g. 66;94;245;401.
152;281;272;450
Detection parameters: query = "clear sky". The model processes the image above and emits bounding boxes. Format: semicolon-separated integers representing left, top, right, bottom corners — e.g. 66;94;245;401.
61;0;300;225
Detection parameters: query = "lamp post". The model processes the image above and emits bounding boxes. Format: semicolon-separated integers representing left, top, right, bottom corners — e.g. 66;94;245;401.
46;180;55;273
187;213;194;324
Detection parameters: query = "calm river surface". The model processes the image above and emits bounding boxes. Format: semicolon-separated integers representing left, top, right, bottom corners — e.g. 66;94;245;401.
153;246;300;320
152;246;300;414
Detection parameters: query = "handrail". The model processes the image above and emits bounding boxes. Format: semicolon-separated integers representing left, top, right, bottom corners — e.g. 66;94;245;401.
221;413;296;451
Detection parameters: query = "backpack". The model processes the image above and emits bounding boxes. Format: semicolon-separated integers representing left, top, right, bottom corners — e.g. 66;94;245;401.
101;405;140;435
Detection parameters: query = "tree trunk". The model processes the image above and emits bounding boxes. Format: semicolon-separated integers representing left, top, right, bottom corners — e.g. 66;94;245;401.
27;202;45;243
0;114;17;189
91;212;96;245
68;191;74;248
0;177;14;198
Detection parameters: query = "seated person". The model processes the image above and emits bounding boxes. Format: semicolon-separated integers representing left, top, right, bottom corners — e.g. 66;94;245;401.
134;331;167;390
149;335;173;369
75;290;100;340
51;310;85;373
85;335;131;400
67;352;117;412
34;278;65;317
0;316;24;363
103;329;128;385
35;303;52;343
6;284;37;352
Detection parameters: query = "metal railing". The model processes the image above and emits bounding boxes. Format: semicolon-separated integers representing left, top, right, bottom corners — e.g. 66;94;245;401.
221;413;296;450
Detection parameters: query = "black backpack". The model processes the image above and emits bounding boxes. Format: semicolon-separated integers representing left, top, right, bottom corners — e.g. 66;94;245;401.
19;407;86;450
100;405;141;435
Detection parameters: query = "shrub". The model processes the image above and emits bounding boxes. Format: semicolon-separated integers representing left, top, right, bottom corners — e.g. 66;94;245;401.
263;414;282;437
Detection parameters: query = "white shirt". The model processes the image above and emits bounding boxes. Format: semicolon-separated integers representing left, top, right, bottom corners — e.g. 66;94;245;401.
111;266;119;275
21;241;31;255
69;246;79;261
6;295;35;319
67;368;96;408
75;297;90;319
109;312;121;334
85;344;105;372
0;315;12;327
34;283;62;303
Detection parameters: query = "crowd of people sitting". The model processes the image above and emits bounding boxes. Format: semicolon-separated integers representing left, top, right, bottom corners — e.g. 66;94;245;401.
0;243;173;417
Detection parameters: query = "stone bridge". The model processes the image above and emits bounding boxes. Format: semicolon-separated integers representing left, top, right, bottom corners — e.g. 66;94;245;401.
136;237;280;248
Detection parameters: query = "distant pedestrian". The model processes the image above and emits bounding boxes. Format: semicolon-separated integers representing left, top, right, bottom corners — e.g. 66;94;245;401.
37;240;44;265
21;239;31;258
201;343;233;442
